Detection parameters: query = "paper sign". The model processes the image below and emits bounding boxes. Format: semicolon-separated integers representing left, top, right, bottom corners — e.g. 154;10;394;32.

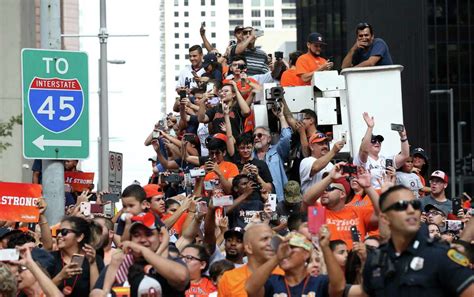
0;182;42;222
64;171;94;192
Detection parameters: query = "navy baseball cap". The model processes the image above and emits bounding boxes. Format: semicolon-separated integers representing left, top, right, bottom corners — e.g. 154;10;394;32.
307;32;327;44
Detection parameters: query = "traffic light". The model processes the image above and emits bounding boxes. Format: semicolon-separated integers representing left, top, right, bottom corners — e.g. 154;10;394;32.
464;154;473;176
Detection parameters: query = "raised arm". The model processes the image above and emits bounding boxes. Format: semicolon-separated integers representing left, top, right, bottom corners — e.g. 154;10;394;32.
302;163;346;210
319;226;346;297
200;23;214;52
394;127;410;168
197;94;211;123
310;140;345;177
222;103;235;157
231;80;251;117
358;112;374;164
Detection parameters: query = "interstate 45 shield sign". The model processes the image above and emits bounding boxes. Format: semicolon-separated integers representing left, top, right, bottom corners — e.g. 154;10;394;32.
22;49;89;159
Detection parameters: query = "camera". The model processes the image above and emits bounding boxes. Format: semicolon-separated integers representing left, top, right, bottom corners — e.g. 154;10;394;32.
265;87;285;114
237;64;247;71
161;172;184;183
247;173;262;191
179;89;187;99
342;164;357;174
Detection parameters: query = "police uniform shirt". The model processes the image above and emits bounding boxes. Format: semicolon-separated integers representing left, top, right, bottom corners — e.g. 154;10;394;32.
362;227;474;297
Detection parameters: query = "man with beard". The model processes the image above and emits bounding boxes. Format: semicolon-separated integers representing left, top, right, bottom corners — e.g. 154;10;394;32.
347;185;474;297
299;132;345;193
253;107;292;202
342;22;393;69
295;32;334;85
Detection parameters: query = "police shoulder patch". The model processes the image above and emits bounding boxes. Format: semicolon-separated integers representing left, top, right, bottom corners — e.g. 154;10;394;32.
447;248;470;267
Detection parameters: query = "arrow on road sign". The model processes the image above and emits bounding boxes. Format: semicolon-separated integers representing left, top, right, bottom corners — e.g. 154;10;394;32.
32;135;82;151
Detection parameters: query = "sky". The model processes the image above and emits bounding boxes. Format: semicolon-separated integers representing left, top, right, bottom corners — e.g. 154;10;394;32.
78;0;161;189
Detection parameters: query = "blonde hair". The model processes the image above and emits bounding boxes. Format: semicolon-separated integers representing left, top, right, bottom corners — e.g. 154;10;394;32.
0;263;17;297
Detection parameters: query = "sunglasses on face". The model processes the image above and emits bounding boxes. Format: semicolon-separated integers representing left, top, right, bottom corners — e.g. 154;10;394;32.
382;199;421;212
179;255;202;262
243;31;252;35
253;133;268;139
371;139;383;144
325;186;343;192
56;228;78;237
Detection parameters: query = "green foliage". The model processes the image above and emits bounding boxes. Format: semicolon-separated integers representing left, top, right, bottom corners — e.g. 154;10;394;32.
0;115;22;154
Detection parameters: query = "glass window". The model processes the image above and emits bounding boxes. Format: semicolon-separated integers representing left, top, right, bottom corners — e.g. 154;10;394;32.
185;43;189;49
185;33;189;38
265;10;273;17
282;19;296;28
252;0;260;6
201;0;205;4
252;20;261;27
175;76;179;81
251;9;261;17
175;54;179;59
265;20;274;28
175;33;179;38
201;11;205;16
211;0;215;5
174;22;179;27
184;22;189;27
174;11;179;17
265;0;273;6
184;11;189;17
211;21;216;27
211;32;216;38
184;0;188;6
175;44;179;49
211;11;215;16
174;0;179;6
185;54;189;59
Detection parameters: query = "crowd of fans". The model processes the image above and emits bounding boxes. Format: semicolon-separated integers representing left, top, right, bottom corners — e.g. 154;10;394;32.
1;22;473;297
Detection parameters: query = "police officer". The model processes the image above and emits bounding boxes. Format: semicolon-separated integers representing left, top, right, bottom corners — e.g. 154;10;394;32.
347;185;474;297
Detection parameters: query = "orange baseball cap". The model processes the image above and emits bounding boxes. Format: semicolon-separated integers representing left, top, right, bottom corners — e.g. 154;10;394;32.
143;184;164;199
309;132;328;144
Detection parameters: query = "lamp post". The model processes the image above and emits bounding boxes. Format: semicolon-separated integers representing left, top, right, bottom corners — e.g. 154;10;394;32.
430;88;454;198
457;121;466;196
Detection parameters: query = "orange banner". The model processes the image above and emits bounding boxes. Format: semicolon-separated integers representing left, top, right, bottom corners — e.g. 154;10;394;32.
64;172;94;192
0;182;42;222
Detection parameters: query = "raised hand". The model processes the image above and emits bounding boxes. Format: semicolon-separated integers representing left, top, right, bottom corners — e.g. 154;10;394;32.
362;112;374;128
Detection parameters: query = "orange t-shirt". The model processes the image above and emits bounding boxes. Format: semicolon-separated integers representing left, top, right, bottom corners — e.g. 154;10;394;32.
161;212;188;237
217;264;284;297
325;204;372;249
204;161;239;182
236;77;260;100
280;68;305;87
346;194;379;237
295;53;327;86
185;277;216;297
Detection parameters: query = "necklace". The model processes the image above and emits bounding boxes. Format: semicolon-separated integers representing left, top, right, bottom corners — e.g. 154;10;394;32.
283;275;310;297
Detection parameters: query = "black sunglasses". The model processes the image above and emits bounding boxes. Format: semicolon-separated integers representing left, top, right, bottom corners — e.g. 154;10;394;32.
325;186;343;192
383;200;421;212
56;228;78;237
253;133;268;139
371;139;383;144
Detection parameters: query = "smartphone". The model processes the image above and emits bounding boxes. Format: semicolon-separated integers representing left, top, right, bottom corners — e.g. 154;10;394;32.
204;181;214;191
268;194;277;212
241;78;246;87
206;82;215;93
190;168;206;178
308;205;326;234
103;203;114;218
391;123;404;132
445;220;464;232
274;51;284;60
102;193;119;203
208;97;220;106
179;89;187;99
341;132;347;142
191;70;198;78
270;235;283;251
342;165;357;174
80;202;91;216
0;249;20;261
452;197;462;216
152;130;160;139
212;195;234;207
229;40;236;47
350;226;360;242
90;203;103;214
197;201;208;214
296;113;304;122
385;159;393;169
71;254;85;267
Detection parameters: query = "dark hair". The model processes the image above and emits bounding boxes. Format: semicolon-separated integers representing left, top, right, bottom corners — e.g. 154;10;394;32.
289;51;303;66
206;137;226;152
300;109;317;123
6;232;35;248
166;198;180;209
190;87;206;95
183;244;211;271
236;132;253;147
61;216;91;248
287;213;308;232
232;174;250;189
189;45;203;54
271;60;287;80
232;55;247;65
378;185;410;211
345;250;362;284
94;217;114;232
121;184;147;203
209;259;235;283
356;22;373;35
329;239;347;251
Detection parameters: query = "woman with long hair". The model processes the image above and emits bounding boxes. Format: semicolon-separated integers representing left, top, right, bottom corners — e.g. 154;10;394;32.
50;216;103;296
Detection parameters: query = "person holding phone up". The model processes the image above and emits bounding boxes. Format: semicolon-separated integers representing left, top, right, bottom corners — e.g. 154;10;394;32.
354;112;410;189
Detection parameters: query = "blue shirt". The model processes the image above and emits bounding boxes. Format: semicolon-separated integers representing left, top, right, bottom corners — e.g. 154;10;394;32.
253;127;292;202
352;38;393;66
264;274;329;297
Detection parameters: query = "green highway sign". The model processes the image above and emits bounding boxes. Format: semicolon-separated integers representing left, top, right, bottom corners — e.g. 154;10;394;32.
22;49;89;159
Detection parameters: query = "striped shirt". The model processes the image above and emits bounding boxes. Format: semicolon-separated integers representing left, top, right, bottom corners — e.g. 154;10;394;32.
230;45;269;76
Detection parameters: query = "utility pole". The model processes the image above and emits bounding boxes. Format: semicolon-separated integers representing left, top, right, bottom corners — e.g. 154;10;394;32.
40;0;64;225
